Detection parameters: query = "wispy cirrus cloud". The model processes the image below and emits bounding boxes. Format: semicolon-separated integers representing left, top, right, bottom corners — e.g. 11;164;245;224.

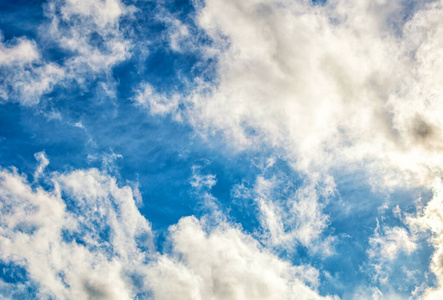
0;0;132;105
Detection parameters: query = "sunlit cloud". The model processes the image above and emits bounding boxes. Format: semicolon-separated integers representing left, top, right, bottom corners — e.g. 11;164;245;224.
2;0;443;299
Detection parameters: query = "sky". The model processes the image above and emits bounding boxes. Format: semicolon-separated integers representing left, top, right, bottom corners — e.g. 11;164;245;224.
1;0;443;299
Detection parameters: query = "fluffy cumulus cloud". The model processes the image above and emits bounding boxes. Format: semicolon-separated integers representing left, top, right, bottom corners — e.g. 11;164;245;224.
133;0;443;296
0;166;153;299
139;0;443;189
147;216;335;300
3;0;443;298
0;162;331;299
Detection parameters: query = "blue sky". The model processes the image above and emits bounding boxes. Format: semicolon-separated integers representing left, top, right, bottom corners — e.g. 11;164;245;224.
1;0;443;299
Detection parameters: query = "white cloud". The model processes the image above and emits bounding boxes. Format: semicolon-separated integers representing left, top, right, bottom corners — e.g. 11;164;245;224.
0;167;153;299
134;0;443;192
368;222;417;262
230;172;335;256
0;36;40;66
59;0;124;28
190;165;217;190
146;216;336;300
5;0;443;297
351;286;406;300
136;0;443;280
0;279;33;300
34;151;49;180
163;16;191;53
0;164;332;299
45;0;131;77
0;33;64;105
408;179;443;299
365;220;417;287
135;83;181;118
0;0;132;105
